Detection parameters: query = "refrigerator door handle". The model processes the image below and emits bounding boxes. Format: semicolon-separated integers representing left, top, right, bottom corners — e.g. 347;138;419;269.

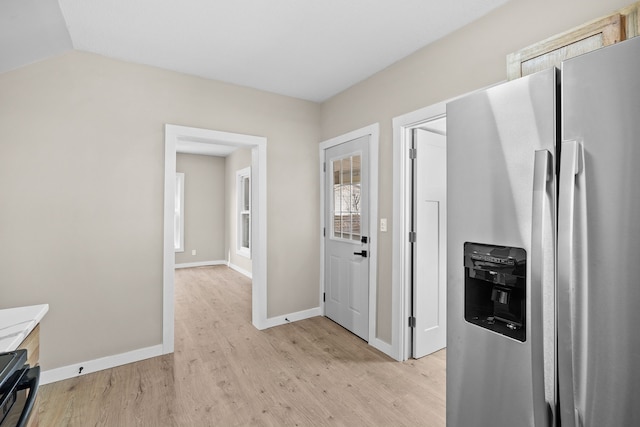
531;149;555;426
558;140;583;427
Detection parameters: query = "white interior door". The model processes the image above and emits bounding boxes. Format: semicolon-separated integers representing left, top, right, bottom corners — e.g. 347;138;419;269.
412;126;447;358
324;136;369;341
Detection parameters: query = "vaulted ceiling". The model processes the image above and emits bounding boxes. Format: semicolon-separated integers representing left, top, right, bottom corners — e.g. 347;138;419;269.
1;0;511;102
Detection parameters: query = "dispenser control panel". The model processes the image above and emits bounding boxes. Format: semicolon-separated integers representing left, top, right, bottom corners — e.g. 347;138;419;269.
463;242;526;342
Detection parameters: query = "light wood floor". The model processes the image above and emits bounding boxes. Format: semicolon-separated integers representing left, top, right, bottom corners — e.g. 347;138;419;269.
36;266;446;426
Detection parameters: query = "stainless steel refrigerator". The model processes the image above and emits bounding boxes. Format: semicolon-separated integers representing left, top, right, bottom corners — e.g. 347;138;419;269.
446;36;640;427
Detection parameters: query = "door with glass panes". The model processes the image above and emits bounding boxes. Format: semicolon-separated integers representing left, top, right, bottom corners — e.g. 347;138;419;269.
324;136;369;340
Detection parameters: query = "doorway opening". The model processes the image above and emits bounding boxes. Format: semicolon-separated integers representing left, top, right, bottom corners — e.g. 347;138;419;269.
391;101;448;361
163;125;267;354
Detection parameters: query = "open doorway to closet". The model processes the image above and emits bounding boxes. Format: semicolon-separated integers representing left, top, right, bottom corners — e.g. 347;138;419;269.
392;101;447;361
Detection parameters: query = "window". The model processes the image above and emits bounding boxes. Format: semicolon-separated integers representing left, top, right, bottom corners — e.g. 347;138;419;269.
174;173;185;252
237;167;251;258
332;153;361;241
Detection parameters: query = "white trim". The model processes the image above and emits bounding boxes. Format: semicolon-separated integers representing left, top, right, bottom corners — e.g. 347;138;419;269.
175;259;252;277
319;123;380;349
40;344;163;385
163;132;177;354
228;262;253;279
174;172;185;252
392;103;447;362
261;307;323;329
252;137;268;330
165;125;268;355
175;260;227;269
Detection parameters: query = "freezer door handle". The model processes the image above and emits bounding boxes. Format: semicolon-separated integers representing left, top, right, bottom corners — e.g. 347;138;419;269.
557;140;584;427
530;149;555;426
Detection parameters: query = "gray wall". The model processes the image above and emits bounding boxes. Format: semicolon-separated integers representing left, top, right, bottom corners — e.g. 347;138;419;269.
319;0;632;343
225;148;253;274
0;51;320;370
175;153;225;265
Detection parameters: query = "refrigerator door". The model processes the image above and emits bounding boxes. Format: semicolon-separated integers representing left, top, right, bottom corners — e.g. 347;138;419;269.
446;68;557;427
560;36;640;426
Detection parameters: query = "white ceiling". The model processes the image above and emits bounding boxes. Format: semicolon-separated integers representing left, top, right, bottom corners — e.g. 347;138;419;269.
2;0;510;102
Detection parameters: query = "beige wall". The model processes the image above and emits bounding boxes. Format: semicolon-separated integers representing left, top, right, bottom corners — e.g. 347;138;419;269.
224;148;253;274
175;153;225;265
0;51;320;370
320;0;632;343
1;0;631;371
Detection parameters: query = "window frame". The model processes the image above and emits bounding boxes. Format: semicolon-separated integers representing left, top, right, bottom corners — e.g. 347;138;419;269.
236;167;251;258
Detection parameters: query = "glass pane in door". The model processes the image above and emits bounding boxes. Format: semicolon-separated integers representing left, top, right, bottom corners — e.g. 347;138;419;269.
331;153;362;241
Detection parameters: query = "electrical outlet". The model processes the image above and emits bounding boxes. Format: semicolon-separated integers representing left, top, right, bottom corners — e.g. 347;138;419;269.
380;218;388;232
192;249;197;256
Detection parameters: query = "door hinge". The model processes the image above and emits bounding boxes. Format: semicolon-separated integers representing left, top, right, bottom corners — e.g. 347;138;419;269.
409;148;417;159
408;316;416;328
323;162;326;172
409;231;416;243
323;227;326;237
323;292;326;302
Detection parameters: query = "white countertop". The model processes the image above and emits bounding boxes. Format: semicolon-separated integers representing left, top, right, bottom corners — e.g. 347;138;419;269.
0;304;49;353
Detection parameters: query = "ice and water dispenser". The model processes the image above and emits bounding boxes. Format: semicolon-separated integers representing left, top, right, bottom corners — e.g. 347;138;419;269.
464;243;526;342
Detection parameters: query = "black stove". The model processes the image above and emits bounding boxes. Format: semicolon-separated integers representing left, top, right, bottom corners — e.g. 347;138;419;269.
0;350;39;427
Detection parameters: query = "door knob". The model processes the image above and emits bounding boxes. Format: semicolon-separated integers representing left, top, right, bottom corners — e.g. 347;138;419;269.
353;250;368;258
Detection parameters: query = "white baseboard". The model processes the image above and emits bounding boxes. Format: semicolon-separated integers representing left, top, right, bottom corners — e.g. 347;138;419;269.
175;260;226;269
227;262;252;279
40;344;163;385
258;309;395;363
261;307;322;329
39;318;396;386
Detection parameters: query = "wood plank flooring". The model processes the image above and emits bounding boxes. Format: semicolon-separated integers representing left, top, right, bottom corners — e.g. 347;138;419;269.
36;266;446;426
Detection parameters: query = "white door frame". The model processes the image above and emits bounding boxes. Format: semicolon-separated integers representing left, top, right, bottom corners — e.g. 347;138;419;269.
391;86;498;360
391;102;446;361
163;124;267;354
319;124;387;353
